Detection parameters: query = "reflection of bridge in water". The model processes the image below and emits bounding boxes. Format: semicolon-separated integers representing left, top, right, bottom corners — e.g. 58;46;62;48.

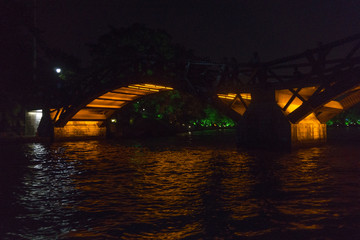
46;33;360;148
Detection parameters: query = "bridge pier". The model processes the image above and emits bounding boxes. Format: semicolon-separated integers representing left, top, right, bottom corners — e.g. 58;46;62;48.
290;114;327;147
53;121;106;141
237;88;326;149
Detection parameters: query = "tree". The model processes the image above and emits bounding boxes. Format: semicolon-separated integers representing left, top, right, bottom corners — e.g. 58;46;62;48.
0;0;34;134
0;0;82;135
82;24;194;95
0;0;33;101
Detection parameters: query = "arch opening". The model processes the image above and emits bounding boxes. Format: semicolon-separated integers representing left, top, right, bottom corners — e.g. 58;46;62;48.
52;83;173;140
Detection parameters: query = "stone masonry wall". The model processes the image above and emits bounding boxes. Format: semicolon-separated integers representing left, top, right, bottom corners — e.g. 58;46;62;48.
54;121;106;140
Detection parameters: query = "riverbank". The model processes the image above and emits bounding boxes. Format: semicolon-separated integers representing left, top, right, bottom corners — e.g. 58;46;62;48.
327;127;360;143
1;127;359;146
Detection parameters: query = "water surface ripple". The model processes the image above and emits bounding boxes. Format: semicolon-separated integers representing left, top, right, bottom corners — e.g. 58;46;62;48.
1;129;360;239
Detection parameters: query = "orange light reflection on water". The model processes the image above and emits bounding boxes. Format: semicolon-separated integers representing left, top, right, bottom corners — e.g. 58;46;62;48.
48;140;347;239
59;142;214;239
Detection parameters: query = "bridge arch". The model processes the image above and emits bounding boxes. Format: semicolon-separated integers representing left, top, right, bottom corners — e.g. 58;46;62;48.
217;85;353;122
50;80;360;142
51;83;174;139
217;81;360;147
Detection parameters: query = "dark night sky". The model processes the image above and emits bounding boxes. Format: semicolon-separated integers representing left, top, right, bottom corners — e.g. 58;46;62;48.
37;0;360;64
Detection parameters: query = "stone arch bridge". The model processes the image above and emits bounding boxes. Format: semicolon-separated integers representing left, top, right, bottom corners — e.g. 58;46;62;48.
48;33;360;148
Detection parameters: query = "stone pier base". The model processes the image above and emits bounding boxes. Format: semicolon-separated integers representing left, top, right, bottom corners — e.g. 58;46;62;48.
54;121;106;141
238;110;327;149
237;89;327;149
291;114;327;147
238;101;292;149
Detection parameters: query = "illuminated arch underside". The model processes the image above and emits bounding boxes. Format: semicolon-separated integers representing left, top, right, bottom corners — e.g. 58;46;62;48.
67;83;173;123
55;83;359;126
217;86;349;122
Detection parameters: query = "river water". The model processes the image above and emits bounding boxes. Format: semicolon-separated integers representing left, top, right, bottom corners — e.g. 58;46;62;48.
1;129;360;239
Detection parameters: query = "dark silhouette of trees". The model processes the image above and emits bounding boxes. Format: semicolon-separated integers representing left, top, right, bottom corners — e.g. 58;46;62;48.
0;1;33;102
0;0;81;135
76;24;194;99
0;0;35;134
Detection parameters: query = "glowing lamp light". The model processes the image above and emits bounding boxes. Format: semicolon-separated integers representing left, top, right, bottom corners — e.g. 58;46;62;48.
28;109;43;121
55;68;62;73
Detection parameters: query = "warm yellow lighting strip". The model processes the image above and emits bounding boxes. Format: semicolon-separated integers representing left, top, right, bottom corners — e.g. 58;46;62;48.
86;83;173;109
140;83;174;90
50;108;61;122
128;85;160;92
100;92;138;101
217;93;251;100
111;88;148;95
68;83;174;123
217;93;236;100
86;104;123;109
240;93;251;100
128;83;174;92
